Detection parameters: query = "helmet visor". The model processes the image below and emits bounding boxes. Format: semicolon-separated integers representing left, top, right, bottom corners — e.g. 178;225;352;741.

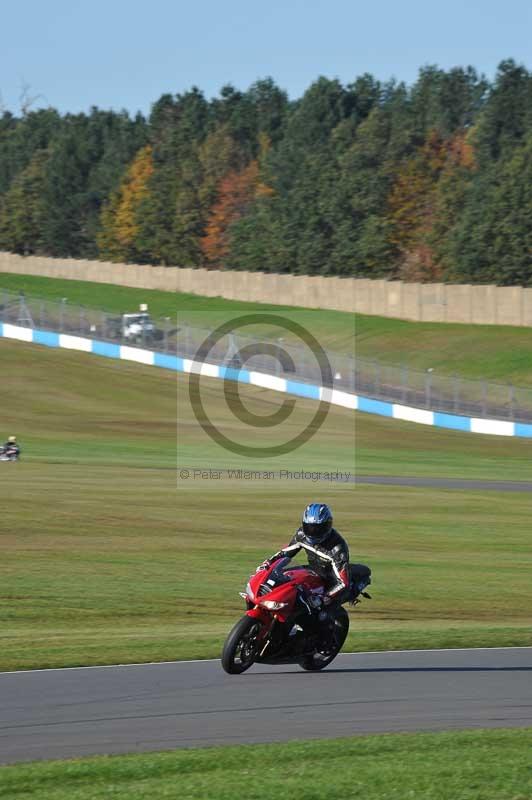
302;521;330;544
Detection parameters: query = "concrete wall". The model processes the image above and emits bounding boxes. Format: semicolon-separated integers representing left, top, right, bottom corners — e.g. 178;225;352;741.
0;251;530;326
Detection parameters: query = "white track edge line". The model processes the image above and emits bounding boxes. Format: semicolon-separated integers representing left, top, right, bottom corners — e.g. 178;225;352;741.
0;658;220;675
1;645;531;675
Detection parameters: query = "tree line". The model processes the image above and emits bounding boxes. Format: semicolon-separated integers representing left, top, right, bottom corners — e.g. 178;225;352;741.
1;60;531;285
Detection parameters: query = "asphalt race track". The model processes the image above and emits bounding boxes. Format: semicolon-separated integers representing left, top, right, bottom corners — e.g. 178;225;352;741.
184;469;532;492
1;647;531;764
355;476;532;492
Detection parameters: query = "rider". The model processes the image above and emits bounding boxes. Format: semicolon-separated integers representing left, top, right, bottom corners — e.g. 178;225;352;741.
258;503;371;613
2;436;20;459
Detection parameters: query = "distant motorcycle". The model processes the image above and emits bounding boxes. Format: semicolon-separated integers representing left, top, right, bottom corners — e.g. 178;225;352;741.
222;557;370;674
0;445;19;462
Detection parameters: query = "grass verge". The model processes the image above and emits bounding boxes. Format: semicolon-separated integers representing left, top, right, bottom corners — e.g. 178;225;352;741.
2;339;532;670
3;338;532;480
3;461;532;669
0;272;355;353
1;729;532;799
4;271;532;383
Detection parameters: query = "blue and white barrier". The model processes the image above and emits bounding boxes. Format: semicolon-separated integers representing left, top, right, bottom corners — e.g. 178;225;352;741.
2;322;531;438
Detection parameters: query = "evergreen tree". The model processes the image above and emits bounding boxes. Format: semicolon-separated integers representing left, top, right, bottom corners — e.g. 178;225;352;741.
475;60;532;163
0;65;531;284
0;149;48;253
446;133;532;285
330;104;397;276
0;108;61;195
137;88;209;265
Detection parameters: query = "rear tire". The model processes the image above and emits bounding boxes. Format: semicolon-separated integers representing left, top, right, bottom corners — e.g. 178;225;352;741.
299;607;350;671
221;616;261;674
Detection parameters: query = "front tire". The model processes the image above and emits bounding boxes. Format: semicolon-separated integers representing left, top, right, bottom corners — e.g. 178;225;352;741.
299;607;350;671
221;616;261;674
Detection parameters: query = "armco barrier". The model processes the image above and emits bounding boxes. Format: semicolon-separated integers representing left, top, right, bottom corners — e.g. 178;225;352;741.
2;322;532;437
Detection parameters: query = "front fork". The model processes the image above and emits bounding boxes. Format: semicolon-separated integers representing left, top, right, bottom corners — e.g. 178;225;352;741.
245;607;283;657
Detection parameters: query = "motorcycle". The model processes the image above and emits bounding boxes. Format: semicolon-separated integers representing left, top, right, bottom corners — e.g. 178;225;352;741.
0;446;19;462
221;557;370;674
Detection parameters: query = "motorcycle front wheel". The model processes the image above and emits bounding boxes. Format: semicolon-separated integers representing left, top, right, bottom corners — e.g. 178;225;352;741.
298;606;350;671
221;616;261;674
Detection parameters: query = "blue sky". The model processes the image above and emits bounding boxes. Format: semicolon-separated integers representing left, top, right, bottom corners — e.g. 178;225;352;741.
1;0;531;116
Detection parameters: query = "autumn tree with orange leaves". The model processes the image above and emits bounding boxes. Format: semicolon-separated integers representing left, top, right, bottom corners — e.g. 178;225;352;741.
201;158;272;267
387;131;476;280
98;145;154;262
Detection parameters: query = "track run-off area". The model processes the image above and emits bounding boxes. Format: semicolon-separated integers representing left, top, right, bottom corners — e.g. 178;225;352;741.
1;647;531;765
183;469;532;492
2;336;532;774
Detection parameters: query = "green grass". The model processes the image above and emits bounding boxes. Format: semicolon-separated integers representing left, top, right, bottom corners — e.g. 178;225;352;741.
2;729;532;799
3;334;532;481
3;462;531;669
1;338;532;670
4;271;532;384
353;411;532;480
355;313;532;385
0;272;355;353
1;338;177;467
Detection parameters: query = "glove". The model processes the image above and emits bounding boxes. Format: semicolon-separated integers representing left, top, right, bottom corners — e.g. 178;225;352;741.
256;559;271;573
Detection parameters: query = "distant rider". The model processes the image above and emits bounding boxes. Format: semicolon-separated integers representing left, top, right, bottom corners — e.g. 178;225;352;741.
2;436;20;460
257;503;371;614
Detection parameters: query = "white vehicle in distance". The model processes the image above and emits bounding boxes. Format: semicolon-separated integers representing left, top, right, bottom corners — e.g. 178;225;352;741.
108;304;159;344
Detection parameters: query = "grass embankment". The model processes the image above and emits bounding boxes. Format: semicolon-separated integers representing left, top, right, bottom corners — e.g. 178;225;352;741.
2;730;531;799
1;339;532;669
355;313;532;385
4;271;532;383
0;272;355;354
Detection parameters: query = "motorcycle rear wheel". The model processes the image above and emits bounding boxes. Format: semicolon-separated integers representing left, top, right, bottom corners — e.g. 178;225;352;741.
298;607;349;671
221;616;261;674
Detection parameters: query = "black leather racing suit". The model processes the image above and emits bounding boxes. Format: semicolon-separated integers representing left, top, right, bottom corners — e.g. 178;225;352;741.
268;527;351;600
265;528;371;645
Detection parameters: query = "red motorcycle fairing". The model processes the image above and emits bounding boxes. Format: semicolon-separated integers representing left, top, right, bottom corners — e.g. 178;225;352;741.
244;558;325;626
245;606;274;624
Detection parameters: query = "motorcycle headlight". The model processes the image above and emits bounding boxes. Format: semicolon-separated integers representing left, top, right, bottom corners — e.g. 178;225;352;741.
260;600;288;611
245;581;254;600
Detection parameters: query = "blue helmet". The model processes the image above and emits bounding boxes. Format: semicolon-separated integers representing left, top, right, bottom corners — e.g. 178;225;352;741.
302;503;333;544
